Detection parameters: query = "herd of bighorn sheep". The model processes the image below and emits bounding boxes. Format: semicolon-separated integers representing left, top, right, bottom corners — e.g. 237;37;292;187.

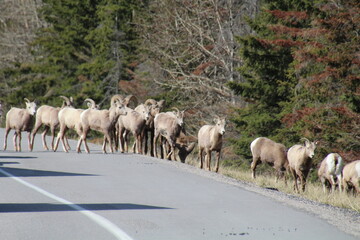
250;137;360;195
1;97;360;195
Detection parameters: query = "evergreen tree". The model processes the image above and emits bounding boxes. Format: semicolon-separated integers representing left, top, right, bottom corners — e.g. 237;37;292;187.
0;0;140;108
229;0;360;167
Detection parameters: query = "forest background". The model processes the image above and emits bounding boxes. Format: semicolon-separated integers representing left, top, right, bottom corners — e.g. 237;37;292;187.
0;0;359;182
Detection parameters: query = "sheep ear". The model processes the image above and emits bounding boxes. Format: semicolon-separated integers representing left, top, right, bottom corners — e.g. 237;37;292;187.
157;99;165;109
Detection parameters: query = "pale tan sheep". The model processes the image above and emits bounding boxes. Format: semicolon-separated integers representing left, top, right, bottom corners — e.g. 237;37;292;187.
153;108;185;161
342;160;360;195
287;138;317;192
30;96;74;151
78;98;127;154
318;153;344;193
198;117;226;173
3;98;37;152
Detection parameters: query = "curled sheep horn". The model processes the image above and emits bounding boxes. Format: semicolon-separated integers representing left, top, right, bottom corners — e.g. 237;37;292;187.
59;96;71;106
84;98;96;109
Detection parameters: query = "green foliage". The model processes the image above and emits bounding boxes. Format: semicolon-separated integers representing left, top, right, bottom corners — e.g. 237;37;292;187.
0;0;141;109
230;0;360;170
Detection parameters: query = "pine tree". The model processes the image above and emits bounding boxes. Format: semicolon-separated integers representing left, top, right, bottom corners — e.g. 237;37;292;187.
229;0;360;166
0;0;140;108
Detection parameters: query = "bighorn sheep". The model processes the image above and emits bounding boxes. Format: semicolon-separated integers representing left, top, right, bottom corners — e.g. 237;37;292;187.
287;138;317;192
133;99;165;156
175;131;196;163
198;117;226;173
153;108;185;161
53;97;98;153
117;101;150;154
78;98;127;154
250;137;288;183
318;153;344;193
30;96;74;151
4;98;37;152
342;160;360;195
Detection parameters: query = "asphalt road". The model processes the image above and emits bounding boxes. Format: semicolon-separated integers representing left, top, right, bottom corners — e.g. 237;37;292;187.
0;128;358;240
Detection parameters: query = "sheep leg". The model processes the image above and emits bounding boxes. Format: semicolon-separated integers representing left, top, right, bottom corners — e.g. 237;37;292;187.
143;129;149;155
41;126;50;150
136;134;143;154
3;127;10;150
50;125;56;151
336;174;342;193
124;131;130;153
198;147;204;169
13;132;18;151
64;137;71;151
149;129;154;157
17;131;22;152
131;141;136;153
299;171;307;192
30;122;43;151
214;150;221;173
320;177;327;193
329;175;336;193
81;132;90;154
251;157;260;179
107;134;114;153
290;168;299;193
166;138;176;161
53;128;64;152
205;149;211;171
102;135;107;154
27;132;31;151
119;128;125;153
153;131;160;158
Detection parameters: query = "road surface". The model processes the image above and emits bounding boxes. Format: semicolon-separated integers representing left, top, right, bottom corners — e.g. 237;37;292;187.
0;128;358;240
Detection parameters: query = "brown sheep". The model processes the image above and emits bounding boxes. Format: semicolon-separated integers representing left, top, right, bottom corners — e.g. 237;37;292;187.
250;137;288;183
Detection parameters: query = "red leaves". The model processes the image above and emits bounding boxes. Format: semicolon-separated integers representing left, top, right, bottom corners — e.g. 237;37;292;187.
266;10;308;24
282;107;317;127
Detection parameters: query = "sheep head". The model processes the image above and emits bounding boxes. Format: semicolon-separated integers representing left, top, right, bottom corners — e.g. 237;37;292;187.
214;117;226;135
24;98;37;115
301;138;317;158
172;107;185;127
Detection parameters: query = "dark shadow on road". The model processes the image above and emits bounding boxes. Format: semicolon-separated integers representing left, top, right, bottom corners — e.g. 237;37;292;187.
0;203;173;213
0;156;37;159
0;167;97;177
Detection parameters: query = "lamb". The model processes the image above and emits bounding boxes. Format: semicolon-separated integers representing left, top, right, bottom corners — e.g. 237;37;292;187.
317;153;344;193
287;138;317;192
30;96;74;151
153;108;185;161
198;117;226;173
3;98;37;152
250;137;288;183
117;102;150;154
78;98;127;154
53;97;98;153
342;160;360;195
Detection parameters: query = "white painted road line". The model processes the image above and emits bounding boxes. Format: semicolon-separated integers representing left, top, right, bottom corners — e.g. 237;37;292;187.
0;168;134;240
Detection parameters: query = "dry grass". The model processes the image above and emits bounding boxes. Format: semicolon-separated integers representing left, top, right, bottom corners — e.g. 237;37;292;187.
186;156;360;212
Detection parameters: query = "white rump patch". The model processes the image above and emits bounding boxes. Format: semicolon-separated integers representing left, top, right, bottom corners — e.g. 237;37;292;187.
355;162;360;177
250;138;261;154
